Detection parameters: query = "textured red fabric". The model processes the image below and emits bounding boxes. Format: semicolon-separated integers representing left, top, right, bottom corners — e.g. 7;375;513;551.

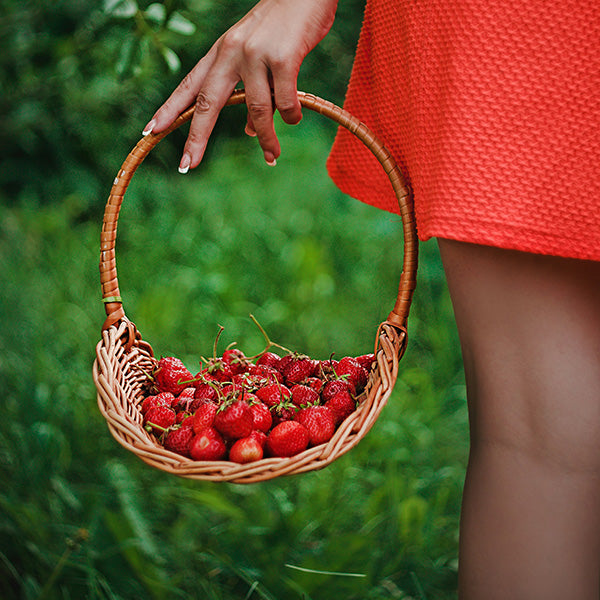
327;0;600;261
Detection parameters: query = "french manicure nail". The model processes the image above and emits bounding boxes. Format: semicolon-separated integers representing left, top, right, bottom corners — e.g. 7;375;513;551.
266;158;277;167
178;153;191;174
142;119;156;136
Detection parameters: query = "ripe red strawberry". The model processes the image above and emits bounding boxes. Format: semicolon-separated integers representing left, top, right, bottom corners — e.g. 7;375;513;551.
176;411;193;425
213;400;254;440
222;347;250;374
154;357;193;396
164;426;194;457
276;353;296;374
173;387;196;411
229;436;264;464
305;377;324;394
249;364;284;384
249;429;268;449
249;402;273;433
354;353;376;372
319;358;339;378
193;368;219;385
321;379;355;403
336;357;369;392
325;390;356;426
256;351;282;370
140;395;163;416
192;402;218;433
231;373;254;392
144;405;176;434
155;391;176;406
255;383;291;408
271;400;299;426
282;357;318;385
266;421;310;457
291;384;320;408
208;360;235;382
189;427;227;461
295;406;336;446
191;383;218;412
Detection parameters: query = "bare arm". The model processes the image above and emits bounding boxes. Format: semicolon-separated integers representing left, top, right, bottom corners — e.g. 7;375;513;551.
142;0;339;172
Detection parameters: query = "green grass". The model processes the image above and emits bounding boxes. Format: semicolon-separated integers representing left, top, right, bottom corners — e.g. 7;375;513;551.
0;113;467;599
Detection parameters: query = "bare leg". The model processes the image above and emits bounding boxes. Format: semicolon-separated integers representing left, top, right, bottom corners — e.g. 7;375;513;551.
437;238;600;600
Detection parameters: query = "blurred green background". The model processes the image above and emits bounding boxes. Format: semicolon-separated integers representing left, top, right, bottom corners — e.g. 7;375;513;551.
0;1;468;598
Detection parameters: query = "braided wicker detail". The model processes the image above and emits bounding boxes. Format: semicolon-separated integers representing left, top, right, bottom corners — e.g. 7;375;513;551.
93;90;417;483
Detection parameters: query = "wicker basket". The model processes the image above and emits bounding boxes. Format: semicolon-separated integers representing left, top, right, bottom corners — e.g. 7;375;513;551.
93;90;418;483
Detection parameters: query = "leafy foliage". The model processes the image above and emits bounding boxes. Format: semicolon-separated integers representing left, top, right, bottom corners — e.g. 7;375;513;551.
0;2;468;598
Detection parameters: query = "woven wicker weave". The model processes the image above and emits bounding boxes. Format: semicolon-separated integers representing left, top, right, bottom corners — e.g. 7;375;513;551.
93;90;418;483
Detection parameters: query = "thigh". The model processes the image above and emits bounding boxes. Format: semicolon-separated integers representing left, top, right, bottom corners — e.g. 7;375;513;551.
438;238;600;468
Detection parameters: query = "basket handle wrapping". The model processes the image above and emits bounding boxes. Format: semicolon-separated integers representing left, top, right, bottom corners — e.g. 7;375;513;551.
100;90;418;339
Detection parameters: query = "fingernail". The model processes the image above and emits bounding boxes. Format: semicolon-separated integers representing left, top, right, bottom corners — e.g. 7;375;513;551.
266;158;277;167
245;124;257;137
142;119;156;136
264;152;277;167
178;153;191;174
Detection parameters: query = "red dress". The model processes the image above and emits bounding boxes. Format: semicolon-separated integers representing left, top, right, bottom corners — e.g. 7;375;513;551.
327;0;600;261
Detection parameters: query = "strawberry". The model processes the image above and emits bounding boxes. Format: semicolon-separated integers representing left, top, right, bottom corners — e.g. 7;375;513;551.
192;402;218;433
276;353;296;374
156;391;177;406
318;358;339;379
154;357;193;396
174;387;196;411
295;405;336;446
191;383;218;410
249;402;273;433
221;347;250;374
256;351;282;370
305;377;324;395
249;429;268;449
266;421;310;457
140;395;163;416
248;364;284;384
271;400;299;426
354;353;376;372
144;405;176;434
282;357;318;385
321;379;355;403
325;390;356;426
193;368;219;385
291;384;320;408
229;436;264;464
336;357;369;392
213;400;254;440
189;427;227;461
176;411;193;425
208;360;236;382
255;382;291;408
164;426;194;457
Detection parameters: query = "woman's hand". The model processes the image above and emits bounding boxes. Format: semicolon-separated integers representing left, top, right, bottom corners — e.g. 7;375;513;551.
142;0;339;172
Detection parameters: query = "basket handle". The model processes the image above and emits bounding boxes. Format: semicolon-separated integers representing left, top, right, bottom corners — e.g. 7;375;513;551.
100;89;418;334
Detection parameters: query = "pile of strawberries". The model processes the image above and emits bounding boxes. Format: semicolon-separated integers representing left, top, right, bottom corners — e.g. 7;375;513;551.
139;339;375;464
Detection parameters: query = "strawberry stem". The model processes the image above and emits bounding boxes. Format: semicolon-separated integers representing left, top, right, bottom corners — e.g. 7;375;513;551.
249;314;293;356
213;325;225;358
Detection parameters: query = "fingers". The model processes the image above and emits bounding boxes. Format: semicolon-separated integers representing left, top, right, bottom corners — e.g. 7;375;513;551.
270;61;303;126
142;53;214;136
178;74;238;172
243;72;280;166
